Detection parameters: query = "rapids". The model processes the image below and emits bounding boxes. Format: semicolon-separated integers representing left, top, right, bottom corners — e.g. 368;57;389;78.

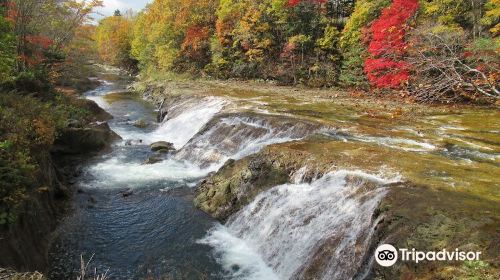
199;171;397;280
48;68;499;280
48;70;343;279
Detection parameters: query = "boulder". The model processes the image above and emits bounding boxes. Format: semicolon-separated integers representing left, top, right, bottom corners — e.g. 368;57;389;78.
79;99;113;122
150;141;175;152
133;119;148;128
52;122;121;155
143;156;163;165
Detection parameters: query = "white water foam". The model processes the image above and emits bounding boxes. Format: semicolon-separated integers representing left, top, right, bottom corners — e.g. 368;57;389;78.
146;97;226;149
354;135;436;152
87;157;215;188
199;170;398;280
176;116;316;167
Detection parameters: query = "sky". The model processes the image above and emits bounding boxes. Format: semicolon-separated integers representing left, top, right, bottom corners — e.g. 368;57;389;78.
96;0;153;18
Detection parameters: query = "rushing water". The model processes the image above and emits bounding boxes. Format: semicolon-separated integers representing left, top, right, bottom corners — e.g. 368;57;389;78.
48;70;400;280
49;73;225;279
199;171;396;280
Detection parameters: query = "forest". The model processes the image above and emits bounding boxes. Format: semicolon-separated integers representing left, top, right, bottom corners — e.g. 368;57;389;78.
0;0;103;226
95;0;499;103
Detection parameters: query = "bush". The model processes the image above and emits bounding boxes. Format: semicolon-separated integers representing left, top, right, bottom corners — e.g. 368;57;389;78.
0;92;90;224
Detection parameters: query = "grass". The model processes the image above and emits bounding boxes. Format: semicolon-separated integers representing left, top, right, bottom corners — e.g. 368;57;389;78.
76;254;109;280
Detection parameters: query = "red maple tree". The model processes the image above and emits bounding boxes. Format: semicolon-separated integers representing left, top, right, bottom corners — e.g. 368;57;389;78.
4;1;55;67
364;0;419;89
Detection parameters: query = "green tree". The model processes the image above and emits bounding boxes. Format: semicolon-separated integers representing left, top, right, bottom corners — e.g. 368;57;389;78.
131;0;183;72
0;7;16;83
481;0;500;35
339;0;390;88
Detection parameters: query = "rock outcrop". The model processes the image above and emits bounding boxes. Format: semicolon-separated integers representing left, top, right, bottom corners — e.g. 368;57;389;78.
0;100;118;273
0;152;69;272
194;143;331;220
52;122;121;155
194;139;500;279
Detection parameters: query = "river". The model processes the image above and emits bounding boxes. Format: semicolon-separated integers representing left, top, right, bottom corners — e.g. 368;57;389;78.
48;70;225;279
47;68;499;279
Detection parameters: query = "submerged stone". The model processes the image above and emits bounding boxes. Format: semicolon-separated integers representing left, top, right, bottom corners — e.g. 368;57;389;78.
133;119;148;128
143;156;163;165
120;189;134;197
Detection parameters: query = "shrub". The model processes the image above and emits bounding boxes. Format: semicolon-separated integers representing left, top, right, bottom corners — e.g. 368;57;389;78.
406;28;499;102
0;92;90;224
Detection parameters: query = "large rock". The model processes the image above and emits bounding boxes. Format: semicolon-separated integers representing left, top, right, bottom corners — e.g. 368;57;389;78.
52;122;121;155
150;141;175;152
194;145;326;221
79;99;113;122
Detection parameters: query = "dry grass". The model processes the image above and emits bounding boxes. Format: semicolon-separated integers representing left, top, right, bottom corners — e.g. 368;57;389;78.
0;268;45;280
76;254;109;280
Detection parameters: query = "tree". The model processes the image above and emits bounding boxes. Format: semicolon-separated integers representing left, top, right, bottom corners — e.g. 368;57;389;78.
339;0;391;87
364;0;419;89
131;0;183;72
5;0;103;72
482;0;500;35
96;14;136;70
175;0;219;72
0;5;15;83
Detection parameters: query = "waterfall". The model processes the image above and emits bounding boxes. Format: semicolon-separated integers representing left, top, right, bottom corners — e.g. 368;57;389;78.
199;170;399;280
146;97;226;149
176;115;318;167
86;94;321;189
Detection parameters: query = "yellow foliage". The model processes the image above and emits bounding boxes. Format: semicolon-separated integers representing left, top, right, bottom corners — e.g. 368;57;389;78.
95;15;134;66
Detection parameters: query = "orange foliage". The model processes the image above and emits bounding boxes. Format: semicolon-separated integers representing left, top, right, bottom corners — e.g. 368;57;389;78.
181;25;211;57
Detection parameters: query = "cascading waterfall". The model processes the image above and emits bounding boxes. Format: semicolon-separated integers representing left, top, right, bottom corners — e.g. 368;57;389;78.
176;115;318;167
51;73;406;279
199;170;399;280
84;97;226;188
147;97;227;149
85;96;318;189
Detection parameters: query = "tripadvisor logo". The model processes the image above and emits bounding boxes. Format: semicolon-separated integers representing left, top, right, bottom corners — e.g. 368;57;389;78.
375;244;398;267
374;244;482;267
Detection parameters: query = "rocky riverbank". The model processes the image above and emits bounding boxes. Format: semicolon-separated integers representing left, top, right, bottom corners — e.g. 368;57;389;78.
0;98;119;274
